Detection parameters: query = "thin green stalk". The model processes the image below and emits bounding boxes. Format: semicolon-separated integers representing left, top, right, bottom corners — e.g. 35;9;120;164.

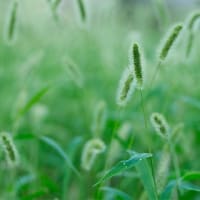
96;106;122;199
148;61;162;91
168;138;181;197
140;90;159;199
140;89;148;130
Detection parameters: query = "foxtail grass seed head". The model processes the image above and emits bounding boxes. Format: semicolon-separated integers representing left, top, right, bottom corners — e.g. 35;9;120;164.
156;145;171;194
116;68;136;107
132;43;144;90
159;24;183;61
5;0;19;43
150;112;170;139
187;11;200;30
77;0;86;22
0;132;19;167
81;138;106;171
91;101;106;137
117;122;132;141
63;58;84;88
47;0;62;20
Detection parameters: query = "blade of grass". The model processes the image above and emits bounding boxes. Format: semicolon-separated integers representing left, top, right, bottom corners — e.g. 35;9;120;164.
136;159;158;200
40;136;80;177
101;186;132;200
94;152;152;186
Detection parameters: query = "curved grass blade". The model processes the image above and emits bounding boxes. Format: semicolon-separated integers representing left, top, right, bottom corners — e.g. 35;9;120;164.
16;86;49;120
40;136;80;177
180;181;200;192
182;171;200;181
15;174;36;192
101;186;132;200
159;180;177;200
136;159;158;200
94;152;152;186
160;177;200;200
181;96;200;110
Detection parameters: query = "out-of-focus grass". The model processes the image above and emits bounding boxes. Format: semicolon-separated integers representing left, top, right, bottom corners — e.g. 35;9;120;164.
0;0;200;199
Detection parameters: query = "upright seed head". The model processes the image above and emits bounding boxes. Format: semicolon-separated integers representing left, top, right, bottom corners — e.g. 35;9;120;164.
150;112;170;139
63;57;84;88
81;138;106;171
187;11;200;30
0;132;19;167
77;0;86;22
5;0;18;43
117;122;132;141
132;43;144;90
159;24;183;61
116;68;136;107
156;145;171;194
91;101;106;137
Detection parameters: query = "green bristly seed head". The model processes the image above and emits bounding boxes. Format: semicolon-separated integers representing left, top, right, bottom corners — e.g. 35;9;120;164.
150;112;170;139
0;132;19;167
159;24;183;61
6;0;18;42
81;138;106;171
120;72;134;100
132;43;143;89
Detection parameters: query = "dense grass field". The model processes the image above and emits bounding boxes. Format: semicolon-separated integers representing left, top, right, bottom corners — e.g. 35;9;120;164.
0;0;200;199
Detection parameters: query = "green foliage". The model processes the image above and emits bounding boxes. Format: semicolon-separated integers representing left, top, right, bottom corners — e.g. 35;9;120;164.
95;152;152;186
0;1;200;199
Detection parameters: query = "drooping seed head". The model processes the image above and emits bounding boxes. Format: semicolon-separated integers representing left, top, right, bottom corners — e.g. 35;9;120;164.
150;112;170;139
159;24;183;61
5;0;18;43
132;43;144;90
0;132;19;167
81;138;106;171
187;11;200;30
116;67;136;107
91;101;106;137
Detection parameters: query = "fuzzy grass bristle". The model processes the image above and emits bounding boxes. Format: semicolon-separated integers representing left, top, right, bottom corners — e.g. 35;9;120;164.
116;68;136;107
159;24;183;61
132;43;144;90
150;112;170;139
0;132;19;167
81;138;106;171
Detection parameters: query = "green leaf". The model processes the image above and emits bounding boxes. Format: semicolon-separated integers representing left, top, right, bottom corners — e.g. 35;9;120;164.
16;86;49;120
15;174;36;192
181;96;200;110
182;171;200;181
180;181;200;192
94;152;152;186
136;159;158;200
159;180;177;200
160;178;200;200
40;136;80;177
14;133;36;141
101;186;132;200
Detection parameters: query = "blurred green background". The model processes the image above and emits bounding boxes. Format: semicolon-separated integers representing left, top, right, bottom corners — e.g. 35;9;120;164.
0;0;200;199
